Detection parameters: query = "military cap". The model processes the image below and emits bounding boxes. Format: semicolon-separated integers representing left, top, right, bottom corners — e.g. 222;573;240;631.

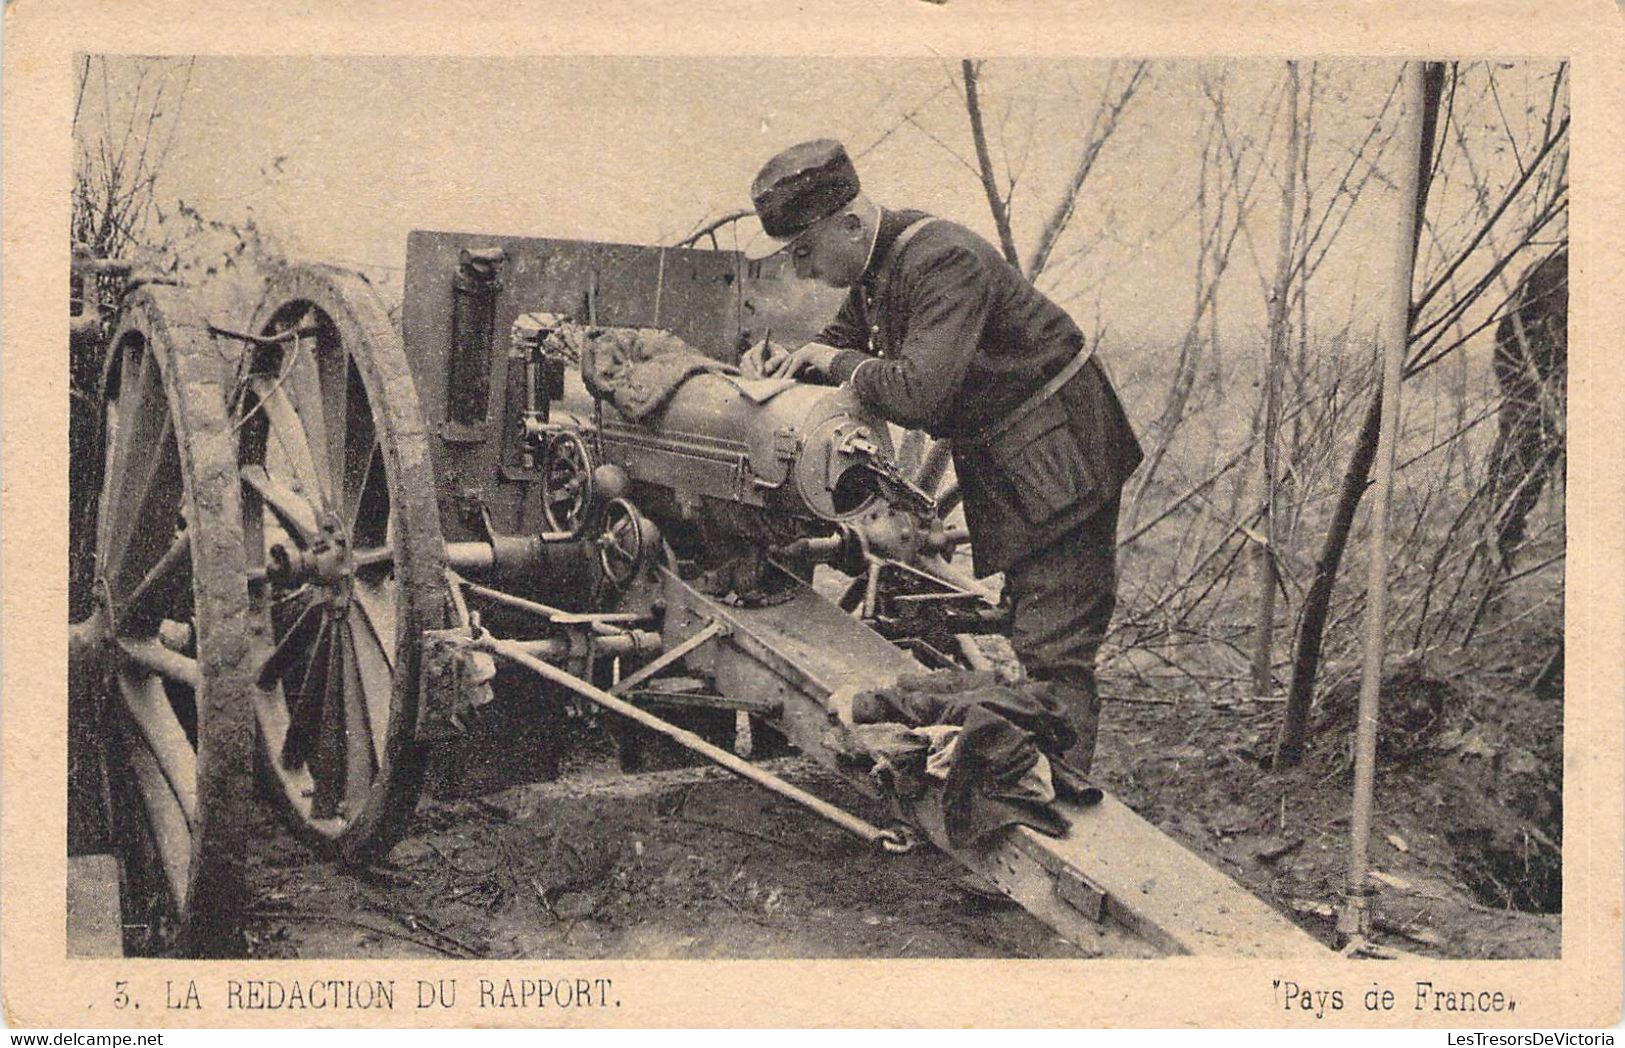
744;139;861;259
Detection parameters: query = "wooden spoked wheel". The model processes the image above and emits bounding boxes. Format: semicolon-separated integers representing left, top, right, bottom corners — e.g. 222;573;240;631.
92;286;255;956
236;264;447;861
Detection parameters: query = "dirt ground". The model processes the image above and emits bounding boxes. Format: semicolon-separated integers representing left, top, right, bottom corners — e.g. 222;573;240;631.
1091;666;1561;960
238;638;1561;961
243;752;1097;960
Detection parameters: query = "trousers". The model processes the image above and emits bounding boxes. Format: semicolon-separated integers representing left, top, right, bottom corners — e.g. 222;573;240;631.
1001;497;1120;774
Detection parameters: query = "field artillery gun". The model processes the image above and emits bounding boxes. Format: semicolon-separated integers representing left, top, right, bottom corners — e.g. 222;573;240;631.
69;231;1324;959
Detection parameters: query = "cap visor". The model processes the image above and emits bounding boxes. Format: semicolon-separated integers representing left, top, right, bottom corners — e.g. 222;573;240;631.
742;229;795;261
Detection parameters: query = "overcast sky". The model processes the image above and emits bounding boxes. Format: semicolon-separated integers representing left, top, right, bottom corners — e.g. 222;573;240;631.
82;56;1563;358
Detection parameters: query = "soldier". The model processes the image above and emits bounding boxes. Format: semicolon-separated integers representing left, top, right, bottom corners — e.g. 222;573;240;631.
742;139;1143;773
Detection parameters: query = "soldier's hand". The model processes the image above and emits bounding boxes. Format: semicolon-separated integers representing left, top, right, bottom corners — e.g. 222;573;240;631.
768;342;840;380
740;338;787;379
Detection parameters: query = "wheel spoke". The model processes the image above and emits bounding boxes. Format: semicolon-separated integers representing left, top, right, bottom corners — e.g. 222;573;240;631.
118;637;201;690
278;324;335;507
255;596;325;690
97;408;124;564
352;545;394;571
117;529;191;633
240;464;321;548
116;671;199;829
280;619;333;771
347;602;395;768
98;344;144;559
316;331;351;505
351;576;397;664
251;374;334;513
126;741;192;912
338;625;378;814
102;344;160;531
310;629;348;819
337;363;378;524
346;441;386;545
105;413;181;594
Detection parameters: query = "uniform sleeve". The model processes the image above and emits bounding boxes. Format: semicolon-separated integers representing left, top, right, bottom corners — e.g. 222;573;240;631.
828;348;873;383
846;243;991;431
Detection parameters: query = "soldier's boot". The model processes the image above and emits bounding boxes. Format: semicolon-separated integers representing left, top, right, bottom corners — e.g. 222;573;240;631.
1052;679;1101;777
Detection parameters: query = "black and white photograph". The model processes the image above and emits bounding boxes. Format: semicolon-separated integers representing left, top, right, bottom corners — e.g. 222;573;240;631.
58;52;1572;964
5;3;1621;1029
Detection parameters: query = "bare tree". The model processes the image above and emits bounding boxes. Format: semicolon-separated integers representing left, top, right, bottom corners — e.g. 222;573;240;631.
1124;71;1277;525
961;59;1151;282
70;56;195;620
1275;63;1447;766
1278;63;1567;764
1251;61;1303;695
72;57;194;261
962;60;1023;270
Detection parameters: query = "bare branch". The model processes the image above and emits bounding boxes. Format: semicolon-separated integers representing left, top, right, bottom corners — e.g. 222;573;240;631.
961;59;1022;269
1541;62;1568;143
72;56;92;131
1024;60;1150;279
899;107;981;179
1405;221;1567;379
1486;67;1527;176
1119;395;1315;551
1411;116;1568;318
854;80;954;161
1427;62;1460;191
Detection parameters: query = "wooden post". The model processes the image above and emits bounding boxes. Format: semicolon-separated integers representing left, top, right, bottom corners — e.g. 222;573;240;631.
1276;62;1447;768
1339;61;1430;944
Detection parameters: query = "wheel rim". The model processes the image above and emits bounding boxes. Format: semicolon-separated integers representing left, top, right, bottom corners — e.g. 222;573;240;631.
94;287;254;955
597;498;648;588
541;430;594;535
237;264;446;859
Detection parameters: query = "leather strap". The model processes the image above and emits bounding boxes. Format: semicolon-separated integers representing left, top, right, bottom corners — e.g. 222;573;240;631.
865;215;1093;449
961;341;1095;448
880;216;938;274
866;217;939;352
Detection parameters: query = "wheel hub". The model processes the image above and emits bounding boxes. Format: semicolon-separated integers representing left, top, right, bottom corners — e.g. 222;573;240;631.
267;517;353;593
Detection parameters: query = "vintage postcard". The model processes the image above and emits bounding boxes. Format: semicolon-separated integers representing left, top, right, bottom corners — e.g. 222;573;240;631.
3;0;1621;1030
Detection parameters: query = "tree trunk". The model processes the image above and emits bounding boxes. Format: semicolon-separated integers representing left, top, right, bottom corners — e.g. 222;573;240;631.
1275;61;1446;767
1251;62;1302;695
961;59;1022;271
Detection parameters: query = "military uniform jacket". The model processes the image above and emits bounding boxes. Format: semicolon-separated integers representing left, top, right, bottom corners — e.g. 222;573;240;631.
823;209;1143;577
